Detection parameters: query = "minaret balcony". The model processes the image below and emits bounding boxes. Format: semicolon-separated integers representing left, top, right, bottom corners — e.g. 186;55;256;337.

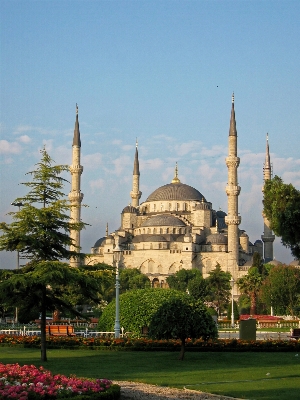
225;157;240;168
130;190;142;199
226;186;241;196
225;215;241;225
70;165;83;174
261;235;275;243
68;192;84;202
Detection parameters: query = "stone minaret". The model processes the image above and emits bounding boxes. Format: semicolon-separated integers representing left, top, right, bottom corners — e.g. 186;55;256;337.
225;94;241;278
69;104;84;267
130;140;142;208
261;134;275;262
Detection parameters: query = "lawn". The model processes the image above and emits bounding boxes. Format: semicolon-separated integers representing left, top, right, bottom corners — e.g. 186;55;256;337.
0;348;299;400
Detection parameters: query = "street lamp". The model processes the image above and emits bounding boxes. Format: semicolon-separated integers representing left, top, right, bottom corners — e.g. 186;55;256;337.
230;277;235;328
113;243;122;339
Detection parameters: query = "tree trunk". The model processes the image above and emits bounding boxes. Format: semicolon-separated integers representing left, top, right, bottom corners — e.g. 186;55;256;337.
40;287;47;362
178;338;185;360
250;292;256;315
53;309;60;322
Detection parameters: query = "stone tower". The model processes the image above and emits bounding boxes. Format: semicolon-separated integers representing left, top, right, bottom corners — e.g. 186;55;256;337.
69;104;84;267
261;134;275;262
225;94;241;278
130;140;142;208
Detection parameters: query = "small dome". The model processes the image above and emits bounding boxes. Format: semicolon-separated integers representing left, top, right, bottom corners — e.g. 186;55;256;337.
146;183;205;202
122;205;137;213
93;237;106;248
206;233;228;245
240;232;249;238
141;214;186;227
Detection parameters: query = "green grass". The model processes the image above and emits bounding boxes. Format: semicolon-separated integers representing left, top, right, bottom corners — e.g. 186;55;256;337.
1;348;299;400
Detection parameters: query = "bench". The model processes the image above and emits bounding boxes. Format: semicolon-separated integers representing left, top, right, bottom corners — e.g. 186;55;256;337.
46;325;76;337
289;328;300;340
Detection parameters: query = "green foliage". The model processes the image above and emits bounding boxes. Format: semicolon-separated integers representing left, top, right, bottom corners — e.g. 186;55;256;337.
98;288;188;335
263;175;300;259
237;267;263;315
119;268;151;293
148;299;217;340
0;148;85;262
260;264;300;316
166;268;202;292
238;294;250;315
206;263;231;315
187;275;209;301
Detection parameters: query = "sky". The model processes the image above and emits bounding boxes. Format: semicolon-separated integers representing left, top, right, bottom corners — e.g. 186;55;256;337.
0;0;299;269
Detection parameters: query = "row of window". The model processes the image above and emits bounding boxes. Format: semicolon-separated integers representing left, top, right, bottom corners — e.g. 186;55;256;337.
141;202;190;213
136;227;187;235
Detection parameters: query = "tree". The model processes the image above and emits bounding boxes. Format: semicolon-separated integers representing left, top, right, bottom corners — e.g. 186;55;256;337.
260;265;300;316
187;275;209;301
119;268;151;293
263;175;300;259
98;288;188;335
237;267;263;315
148;298;218;360
0;261;100;358
0;148;90;361
206;263;231;315
166;268;202;292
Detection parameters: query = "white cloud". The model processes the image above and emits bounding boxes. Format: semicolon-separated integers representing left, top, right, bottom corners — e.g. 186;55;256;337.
13;125;33;135
122;144;134;151
90;178;105;193
0;140;22;154
112;139;122;145
174;141;202;156
82;153;103;169
110;155;131;175
19;135;31;143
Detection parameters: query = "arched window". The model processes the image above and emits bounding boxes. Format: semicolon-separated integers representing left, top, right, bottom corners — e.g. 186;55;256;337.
153;228;156;234
168;203;172;211
153;204;156;212
176;203;180;211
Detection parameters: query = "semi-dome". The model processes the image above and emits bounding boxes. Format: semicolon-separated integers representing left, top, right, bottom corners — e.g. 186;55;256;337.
93;237;106;248
141;214;186;227
146;183;205;202
206;233;228;245
122;205;137;213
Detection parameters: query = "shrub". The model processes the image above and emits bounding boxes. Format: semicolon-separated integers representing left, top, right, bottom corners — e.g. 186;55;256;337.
98;288;188;335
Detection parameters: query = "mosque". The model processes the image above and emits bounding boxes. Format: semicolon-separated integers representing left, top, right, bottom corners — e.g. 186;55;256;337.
68;96;275;287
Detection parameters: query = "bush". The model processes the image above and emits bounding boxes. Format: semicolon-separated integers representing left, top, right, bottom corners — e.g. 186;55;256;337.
98;288;188;335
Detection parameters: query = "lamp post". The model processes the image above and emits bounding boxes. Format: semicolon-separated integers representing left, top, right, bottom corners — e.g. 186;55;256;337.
11;202;23;324
113;243;122;339
230;277;235;328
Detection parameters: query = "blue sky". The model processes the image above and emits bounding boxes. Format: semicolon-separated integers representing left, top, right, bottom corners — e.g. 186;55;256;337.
1;0;299;268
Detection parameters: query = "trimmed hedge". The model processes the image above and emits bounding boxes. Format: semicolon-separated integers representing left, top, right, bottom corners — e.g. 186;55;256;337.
98;288;189;335
1;335;300;352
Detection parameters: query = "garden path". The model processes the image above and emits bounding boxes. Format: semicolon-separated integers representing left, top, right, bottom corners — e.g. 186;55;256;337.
114;381;244;400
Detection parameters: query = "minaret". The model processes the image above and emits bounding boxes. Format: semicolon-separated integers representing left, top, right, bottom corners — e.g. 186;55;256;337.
225;93;241;278
130;140;142;208
69;104;84;267
261;134;275;262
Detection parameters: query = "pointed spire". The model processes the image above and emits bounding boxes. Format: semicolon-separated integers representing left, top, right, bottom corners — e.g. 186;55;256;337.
73;103;81;147
171;162;181;184
229;92;237;136
263;133;272;182
106;222;108;237
133;139;140;175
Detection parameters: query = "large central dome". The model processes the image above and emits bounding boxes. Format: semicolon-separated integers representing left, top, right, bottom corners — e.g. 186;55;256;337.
146;183;206;202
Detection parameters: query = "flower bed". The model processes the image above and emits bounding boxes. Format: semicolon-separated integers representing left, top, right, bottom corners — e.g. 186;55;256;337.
0;363;120;399
0;334;300;352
